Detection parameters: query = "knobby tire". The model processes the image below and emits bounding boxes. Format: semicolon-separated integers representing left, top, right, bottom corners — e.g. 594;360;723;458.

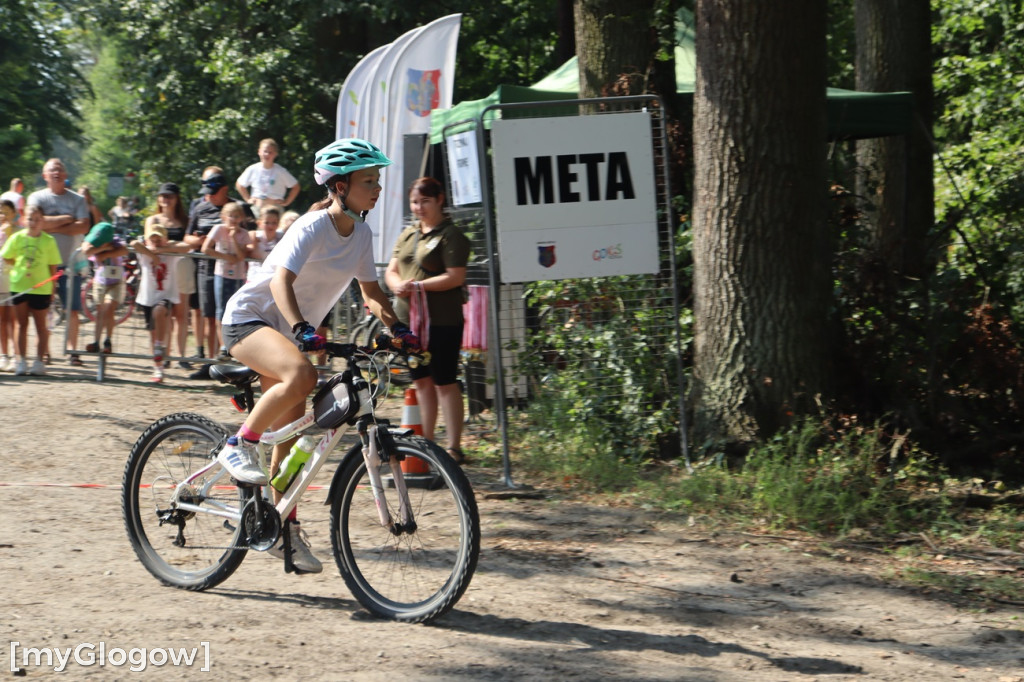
122;412;248;590
330;435;480;623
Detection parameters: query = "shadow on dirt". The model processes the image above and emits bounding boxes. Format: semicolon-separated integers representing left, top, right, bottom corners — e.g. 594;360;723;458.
438;612;864;675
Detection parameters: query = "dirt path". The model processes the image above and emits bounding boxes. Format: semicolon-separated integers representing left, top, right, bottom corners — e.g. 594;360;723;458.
1;357;1022;680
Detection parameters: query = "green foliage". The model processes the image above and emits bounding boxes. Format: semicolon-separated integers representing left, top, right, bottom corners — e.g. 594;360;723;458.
76;41;136;211
932;0;1024;318
819;1;1024;478
825;0;856;88
0;126;43;186
0;0;90;171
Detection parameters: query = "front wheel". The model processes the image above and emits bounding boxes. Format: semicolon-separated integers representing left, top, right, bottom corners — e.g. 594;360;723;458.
330;435;480;623
122;412;249;590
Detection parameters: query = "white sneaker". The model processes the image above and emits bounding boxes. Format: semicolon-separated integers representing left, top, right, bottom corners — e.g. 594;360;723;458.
0;354;7;371
216;436;268;485
29;359;46;376
13;358;27;376
151;365;164;383
268;521;323;573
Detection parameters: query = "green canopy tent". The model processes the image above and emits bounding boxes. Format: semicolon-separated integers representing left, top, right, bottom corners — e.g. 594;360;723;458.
430;11;914;144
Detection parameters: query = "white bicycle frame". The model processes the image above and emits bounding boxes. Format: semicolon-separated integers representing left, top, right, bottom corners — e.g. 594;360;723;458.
171;378;415;535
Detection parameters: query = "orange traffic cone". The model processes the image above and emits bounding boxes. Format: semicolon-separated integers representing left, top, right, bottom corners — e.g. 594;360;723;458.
400;388;431;474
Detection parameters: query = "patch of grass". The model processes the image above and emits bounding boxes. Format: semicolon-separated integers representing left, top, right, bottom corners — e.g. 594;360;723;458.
503;408;1023;607
897;567;1024;604
739;418;932;534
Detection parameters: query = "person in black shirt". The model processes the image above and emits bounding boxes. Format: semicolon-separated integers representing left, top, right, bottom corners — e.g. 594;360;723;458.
184;170;253;378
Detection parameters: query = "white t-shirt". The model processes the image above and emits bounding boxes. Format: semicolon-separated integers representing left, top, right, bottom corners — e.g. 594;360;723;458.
250;230;282;261
236;163;298;201
205;223;252;280
136;252;180;306
223;210;377;338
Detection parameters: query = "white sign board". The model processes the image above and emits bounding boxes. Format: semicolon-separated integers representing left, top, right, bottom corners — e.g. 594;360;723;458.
490;112;659;283
446;130;482;206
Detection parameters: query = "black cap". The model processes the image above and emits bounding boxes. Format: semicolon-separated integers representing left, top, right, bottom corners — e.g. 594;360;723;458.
200;172;228;195
157;182;180;196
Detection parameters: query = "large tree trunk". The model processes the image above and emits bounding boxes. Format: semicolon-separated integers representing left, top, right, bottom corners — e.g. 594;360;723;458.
855;0;933;279
691;0;831;449
573;0;657;99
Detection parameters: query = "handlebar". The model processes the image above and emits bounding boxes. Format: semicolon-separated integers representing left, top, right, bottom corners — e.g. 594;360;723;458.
324;336;431;368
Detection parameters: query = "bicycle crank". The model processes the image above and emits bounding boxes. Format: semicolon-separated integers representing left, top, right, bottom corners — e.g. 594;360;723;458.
240;496;282;551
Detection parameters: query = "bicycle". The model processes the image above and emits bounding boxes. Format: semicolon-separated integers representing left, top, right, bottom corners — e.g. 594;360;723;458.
122;338;480;623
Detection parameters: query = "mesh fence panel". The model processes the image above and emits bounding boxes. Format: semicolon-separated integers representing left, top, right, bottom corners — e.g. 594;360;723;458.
440;95;687;480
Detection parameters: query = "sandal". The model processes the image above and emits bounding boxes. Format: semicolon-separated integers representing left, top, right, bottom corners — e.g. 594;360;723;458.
446;447;467;465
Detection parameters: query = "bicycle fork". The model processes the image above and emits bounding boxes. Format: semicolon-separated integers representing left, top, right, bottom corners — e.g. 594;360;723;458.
359;422;416;535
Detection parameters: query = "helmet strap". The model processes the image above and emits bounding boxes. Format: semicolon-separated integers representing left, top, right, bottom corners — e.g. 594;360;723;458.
334;177;369;223
342;205;365;222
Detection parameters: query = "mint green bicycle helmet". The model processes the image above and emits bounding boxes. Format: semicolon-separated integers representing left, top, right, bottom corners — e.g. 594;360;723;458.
313;138;392;186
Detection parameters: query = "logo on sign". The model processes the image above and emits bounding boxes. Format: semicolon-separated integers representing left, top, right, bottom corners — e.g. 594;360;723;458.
593;244;623;261
406;69;441;116
538;244;557;268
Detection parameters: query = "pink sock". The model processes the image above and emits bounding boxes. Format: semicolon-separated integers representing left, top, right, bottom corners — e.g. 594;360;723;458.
237;424;261;443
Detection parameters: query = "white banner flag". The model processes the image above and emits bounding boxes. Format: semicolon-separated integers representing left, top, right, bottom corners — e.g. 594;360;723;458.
360;27;422;253
377;13;462;263
333;14;461;262
335;44;390;140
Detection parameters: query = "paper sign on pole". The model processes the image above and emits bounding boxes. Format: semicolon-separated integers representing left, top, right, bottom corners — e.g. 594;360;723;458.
446;130;481;206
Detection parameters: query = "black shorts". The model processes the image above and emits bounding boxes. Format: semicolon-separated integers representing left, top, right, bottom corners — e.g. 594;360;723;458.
222;320;270;353
410;324;463;386
12;293;52;310
137;300;173;330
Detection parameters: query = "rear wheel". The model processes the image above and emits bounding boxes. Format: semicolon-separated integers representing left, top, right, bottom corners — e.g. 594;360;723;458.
330;435;479;623
81;273;137;326
122;412;248;590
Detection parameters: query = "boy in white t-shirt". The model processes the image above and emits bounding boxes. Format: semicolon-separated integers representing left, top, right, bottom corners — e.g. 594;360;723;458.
234;138;300;212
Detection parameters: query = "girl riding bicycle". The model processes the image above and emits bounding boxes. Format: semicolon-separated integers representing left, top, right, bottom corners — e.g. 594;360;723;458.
216;138;419;573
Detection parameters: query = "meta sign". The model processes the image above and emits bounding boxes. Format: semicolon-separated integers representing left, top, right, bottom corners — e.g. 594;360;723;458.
491;112;659;282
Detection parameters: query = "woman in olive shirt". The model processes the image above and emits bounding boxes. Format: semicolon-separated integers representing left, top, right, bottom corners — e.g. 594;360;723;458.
385;177;470;464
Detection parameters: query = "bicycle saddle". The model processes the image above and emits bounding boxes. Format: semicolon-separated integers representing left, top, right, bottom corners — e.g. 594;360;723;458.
209;364;259;387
